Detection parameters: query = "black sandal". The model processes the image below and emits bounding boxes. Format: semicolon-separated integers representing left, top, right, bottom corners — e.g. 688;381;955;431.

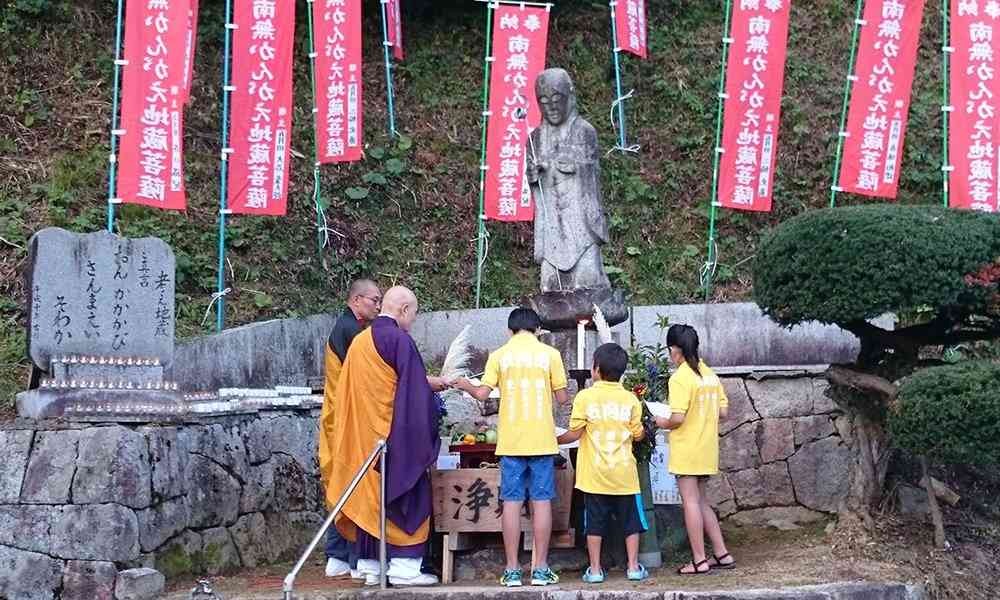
709;553;736;570
677;559;711;575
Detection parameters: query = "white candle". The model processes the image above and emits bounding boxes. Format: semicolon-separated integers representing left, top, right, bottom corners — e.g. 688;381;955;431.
576;320;585;370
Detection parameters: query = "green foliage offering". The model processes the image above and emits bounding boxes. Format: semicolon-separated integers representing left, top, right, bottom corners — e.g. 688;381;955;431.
889;361;1000;465
623;314;671;464
753;205;1000;327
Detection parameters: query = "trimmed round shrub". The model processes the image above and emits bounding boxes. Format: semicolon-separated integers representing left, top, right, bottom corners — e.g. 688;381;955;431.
889;361;1000;465
753;205;1000;326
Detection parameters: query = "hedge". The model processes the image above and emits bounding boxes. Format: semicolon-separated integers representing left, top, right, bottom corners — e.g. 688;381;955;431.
753;205;1000;327
889;360;1000;465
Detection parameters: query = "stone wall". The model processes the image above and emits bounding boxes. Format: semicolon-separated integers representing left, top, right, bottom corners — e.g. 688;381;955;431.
0;409;324;600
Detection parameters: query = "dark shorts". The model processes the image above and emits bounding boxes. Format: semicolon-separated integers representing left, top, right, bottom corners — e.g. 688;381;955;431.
583;492;648;538
499;455;556;501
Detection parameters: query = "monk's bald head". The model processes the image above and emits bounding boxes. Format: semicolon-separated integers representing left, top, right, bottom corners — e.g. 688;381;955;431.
380;286;419;331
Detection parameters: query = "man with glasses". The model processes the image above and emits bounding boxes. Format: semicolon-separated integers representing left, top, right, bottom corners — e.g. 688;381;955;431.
319;279;382;578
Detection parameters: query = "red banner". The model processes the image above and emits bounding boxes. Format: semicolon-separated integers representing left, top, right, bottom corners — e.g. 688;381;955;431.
484;4;550;222
838;0;925;198
226;0;296;215
181;0;199;103
118;0;189;211
315;0;363;164
614;0;647;59
949;0;1000;213
717;0;792;212
386;0;404;61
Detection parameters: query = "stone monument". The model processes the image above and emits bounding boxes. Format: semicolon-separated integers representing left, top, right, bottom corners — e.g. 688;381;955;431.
16;227;183;419
525;68;627;352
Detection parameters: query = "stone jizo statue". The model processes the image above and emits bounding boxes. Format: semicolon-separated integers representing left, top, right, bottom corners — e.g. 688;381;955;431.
527;68;611;293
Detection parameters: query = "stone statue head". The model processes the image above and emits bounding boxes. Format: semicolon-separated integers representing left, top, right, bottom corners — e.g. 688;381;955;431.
535;68;577;127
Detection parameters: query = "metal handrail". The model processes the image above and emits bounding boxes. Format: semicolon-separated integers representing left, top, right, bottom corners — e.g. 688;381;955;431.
283;439;388;598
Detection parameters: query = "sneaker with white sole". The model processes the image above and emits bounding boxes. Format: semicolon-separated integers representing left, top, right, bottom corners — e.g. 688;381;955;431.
325;557;351;578
500;568;523;587
530;567;559;586
626;564;649;581
389;572;438;586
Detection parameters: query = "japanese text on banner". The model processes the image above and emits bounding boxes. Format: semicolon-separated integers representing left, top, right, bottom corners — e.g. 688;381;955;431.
614;0;647;58
718;0;793;213
117;0;189;211
484;4;550;222
948;0;1000;213
386;0;404;60
315;0;363;163
227;0;296;215
838;0;925;199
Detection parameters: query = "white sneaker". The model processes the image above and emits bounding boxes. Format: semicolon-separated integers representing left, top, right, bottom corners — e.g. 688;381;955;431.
389;572;439;587
325;558;351;578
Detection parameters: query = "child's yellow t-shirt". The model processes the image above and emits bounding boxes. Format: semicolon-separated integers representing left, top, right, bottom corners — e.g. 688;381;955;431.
568;381;644;495
482;332;568;456
667;361;728;475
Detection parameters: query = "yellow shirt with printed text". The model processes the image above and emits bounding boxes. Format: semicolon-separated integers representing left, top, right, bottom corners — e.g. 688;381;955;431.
482;332;568;456
667;361;728;476
569;381;645;495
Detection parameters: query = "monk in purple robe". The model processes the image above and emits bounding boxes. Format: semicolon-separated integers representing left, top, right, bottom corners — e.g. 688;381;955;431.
325;286;448;586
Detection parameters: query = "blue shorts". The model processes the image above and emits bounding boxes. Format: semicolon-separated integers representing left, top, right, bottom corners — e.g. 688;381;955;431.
499;455;556;502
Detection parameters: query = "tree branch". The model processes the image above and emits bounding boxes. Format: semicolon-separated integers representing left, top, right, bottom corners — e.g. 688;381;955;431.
826;365;899;403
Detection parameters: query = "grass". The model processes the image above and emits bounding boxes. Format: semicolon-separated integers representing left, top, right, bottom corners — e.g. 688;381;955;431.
0;0;951;404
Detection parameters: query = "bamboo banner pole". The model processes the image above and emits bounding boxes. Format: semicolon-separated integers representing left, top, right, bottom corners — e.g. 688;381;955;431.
106;0;127;232
474;2;496;309
609;1;628;151
379;0;399;137
215;0;236;331
306;0;326;255
703;0;735;301
828;0;866;208
941;0;951;207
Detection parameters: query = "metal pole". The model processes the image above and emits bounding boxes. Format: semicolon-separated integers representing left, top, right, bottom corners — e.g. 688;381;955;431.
829;0;865;208
215;0;236;332
282;440;386;599
379;0;398;137
306;0;325;255
609;0;628;150
379;443;388;590
106;0;126;232
474;2;495;308
941;0;951;207
704;0;734;301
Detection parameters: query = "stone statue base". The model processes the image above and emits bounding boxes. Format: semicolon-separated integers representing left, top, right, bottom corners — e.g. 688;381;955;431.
526;287;628;330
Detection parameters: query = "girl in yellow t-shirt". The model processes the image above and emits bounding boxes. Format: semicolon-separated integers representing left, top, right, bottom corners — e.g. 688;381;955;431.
654;324;735;575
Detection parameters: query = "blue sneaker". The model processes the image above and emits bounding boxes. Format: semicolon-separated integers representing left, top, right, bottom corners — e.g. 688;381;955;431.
530;567;559;586
627;564;649;581
500;568;522;587
581;567;605;583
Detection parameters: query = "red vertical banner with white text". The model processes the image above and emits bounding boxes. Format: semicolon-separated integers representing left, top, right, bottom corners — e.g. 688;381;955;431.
315;0;363;163
838;0;925;198
118;0;189;211
181;0;199;103
615;0;647;58
484;4;550;222
227;0;296;215
949;0;1000;213
717;0;792;212
386;0;404;61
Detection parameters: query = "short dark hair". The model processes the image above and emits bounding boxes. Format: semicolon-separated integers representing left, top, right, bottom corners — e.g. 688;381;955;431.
508;307;542;334
593;343;628;382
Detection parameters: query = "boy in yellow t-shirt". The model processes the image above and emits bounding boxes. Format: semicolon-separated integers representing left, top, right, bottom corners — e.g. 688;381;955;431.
454;308;568;587
557;343;648;583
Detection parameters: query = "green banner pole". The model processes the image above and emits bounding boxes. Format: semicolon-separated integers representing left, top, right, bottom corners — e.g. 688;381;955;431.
941;0;951;208
379;0;399;138
474;2;495;309
105;0;126;232
829;0;866;208
306;0;326;256
703;0;734;301
215;0;236;332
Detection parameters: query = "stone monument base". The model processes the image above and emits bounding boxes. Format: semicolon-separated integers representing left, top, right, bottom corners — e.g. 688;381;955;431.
526;287;628;330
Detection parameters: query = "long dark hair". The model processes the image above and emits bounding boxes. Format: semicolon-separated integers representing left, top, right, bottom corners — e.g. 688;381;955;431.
666;324;701;377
